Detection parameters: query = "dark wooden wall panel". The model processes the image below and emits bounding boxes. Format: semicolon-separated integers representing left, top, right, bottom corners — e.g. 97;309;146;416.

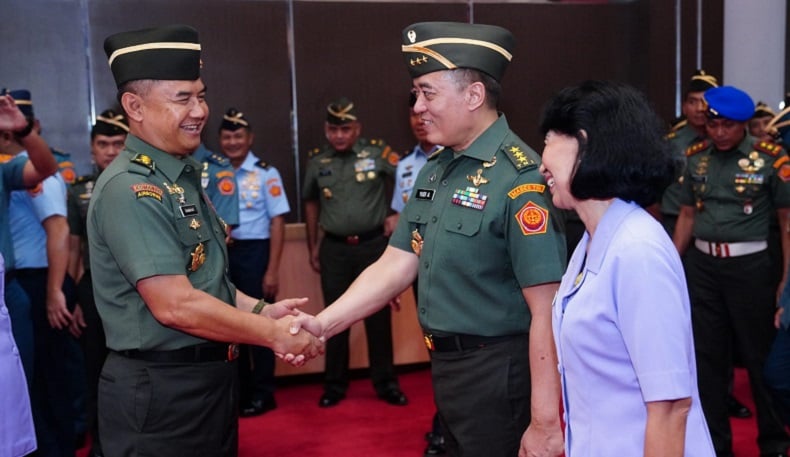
292;1;469;181
3;0;727;222
1;0;90;166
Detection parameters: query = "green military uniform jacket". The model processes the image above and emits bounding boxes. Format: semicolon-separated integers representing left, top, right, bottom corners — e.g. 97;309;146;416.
302;137;398;235
679;134;790;242
389;115;566;336
87;134;235;351
68;173;98;268
661;124;705;217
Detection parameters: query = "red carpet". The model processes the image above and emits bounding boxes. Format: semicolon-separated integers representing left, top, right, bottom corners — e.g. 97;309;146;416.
80;366;765;456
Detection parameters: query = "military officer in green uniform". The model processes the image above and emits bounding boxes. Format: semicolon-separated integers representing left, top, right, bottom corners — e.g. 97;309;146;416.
294;22;566;457
303;97;407;408
661;69;718;236
91;25;321;457
67;109;128;457
673;86;790;457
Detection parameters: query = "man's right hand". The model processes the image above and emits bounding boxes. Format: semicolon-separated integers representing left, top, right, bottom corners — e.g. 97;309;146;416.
270;315;324;366
0;94;28;131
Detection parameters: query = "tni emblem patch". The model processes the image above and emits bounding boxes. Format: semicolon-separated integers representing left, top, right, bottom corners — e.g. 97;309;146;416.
515;201;548;236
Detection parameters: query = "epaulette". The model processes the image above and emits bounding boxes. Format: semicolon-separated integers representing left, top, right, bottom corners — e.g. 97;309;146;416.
255;159;270;170
51;148;71;159
129;153;155;176
73;175;93;185
754;140;784;157
670;119;687;133
502;143;537;172
370;138;386;147
685;140;710;157
665;131;677;140
308;147;322;158
207;153;229;166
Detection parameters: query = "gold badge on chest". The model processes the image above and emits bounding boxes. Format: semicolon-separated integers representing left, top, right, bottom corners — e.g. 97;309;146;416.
189;243;206;272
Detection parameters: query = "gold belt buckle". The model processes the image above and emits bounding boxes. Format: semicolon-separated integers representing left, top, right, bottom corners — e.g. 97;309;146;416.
227;343;240;361
423;333;435;351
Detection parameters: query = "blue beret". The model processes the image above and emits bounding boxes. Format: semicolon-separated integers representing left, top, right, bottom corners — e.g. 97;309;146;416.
704;86;755;122
9;89;33;118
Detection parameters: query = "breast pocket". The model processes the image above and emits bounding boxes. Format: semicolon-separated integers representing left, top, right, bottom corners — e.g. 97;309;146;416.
442;205;484;237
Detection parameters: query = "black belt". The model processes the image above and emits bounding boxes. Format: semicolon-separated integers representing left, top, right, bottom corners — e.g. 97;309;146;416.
423;333;524;352
227;238;266;248
115;342;239;363
325;227;384;245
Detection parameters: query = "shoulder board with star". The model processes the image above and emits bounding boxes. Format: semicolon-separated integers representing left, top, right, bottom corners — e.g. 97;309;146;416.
754;140;784;157
502;143;537;172
129;153;155;175
255;159;271;170
308;147;323;159
206;153;229;166
685;140;711;157
73;175;94;185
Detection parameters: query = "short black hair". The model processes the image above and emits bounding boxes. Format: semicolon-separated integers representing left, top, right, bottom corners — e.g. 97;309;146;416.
539;80;677;207
446;68;501;109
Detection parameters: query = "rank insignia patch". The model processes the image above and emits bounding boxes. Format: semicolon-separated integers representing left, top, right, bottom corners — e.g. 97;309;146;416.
515;201;548;236
131;183;163;202
269;185;282;197
779;164;790;182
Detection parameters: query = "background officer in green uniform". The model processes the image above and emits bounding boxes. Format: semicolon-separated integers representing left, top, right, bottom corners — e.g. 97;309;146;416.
661;69;718;236
294;22;567;457
673;86;790;457
67;108;128;457
303;97;407;408
91;24;322;456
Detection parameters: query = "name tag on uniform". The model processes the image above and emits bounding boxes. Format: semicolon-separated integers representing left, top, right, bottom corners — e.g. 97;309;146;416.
415;189;435;200
180;204;198;217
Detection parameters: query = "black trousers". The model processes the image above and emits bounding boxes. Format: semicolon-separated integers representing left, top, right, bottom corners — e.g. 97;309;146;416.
77;271;108;454
17;267;81;457
99;353;239;457
685;248;789;455
227;239;276;405
319;234;398;396
431;336;531;457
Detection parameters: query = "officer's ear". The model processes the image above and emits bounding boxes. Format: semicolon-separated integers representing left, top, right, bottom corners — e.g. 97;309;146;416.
121;92;144;123
464;81;486;112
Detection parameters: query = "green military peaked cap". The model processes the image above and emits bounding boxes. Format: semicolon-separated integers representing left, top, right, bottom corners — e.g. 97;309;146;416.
401;22;514;82
104;24;201;87
326;97;358;125
220;108;250;131
92;109;129;136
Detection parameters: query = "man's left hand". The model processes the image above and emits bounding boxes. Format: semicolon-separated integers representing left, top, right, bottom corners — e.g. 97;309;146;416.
518;422;564;457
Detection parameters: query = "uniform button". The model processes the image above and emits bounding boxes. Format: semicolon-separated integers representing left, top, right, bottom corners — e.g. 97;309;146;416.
416;215;421;221
431;216;437;223
419;308;426;314
441;180;448;186
424;261;429;268
457;223;462;229
185;165;193;173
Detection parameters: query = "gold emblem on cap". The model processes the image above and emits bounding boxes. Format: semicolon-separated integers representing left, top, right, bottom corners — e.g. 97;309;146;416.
408;30;417;44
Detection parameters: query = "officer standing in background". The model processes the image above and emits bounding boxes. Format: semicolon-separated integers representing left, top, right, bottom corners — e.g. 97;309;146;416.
751;102;778;143
661;69;718;236
673;86;790;457
67;109;129;457
92;24;321;456
303;97;407;408
218;108;290;417
192;142;240;230
9;90;77;185
294;22;567;457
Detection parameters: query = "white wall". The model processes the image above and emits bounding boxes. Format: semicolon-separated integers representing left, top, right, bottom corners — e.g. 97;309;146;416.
723;0;786;108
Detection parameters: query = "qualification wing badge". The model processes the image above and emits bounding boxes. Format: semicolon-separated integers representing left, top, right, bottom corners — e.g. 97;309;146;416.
467;169;489;187
189;242;206;272
411;229;424;256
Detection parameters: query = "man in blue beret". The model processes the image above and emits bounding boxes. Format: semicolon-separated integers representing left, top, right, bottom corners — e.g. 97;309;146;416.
673;85;790;457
